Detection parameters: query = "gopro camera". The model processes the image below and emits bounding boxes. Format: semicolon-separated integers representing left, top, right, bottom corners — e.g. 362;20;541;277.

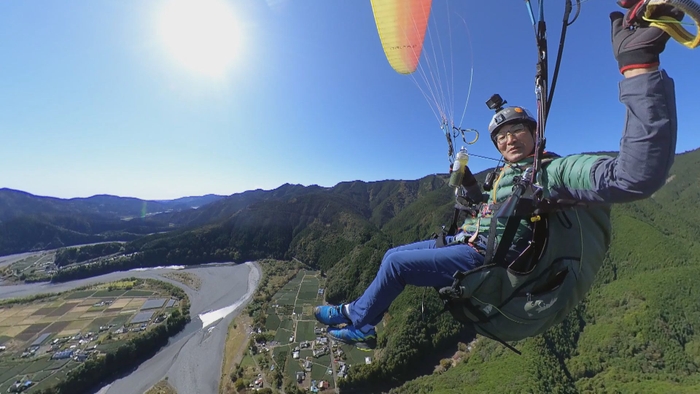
486;94;507;112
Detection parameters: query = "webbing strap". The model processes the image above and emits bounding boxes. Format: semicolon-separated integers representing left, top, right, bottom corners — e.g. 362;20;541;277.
647;1;700;49
483;198;534;266
447;206;462;235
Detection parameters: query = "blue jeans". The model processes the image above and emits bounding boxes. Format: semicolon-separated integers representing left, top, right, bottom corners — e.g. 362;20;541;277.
346;236;485;332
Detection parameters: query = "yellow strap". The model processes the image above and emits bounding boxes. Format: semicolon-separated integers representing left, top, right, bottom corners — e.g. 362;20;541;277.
646;2;700;49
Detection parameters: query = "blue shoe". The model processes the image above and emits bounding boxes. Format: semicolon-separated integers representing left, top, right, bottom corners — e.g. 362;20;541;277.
327;326;377;350
314;305;352;326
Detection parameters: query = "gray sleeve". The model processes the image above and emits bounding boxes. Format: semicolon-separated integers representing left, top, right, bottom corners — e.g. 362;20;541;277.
586;69;677;203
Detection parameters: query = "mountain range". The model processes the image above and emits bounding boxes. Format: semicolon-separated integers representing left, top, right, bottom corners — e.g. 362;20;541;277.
3;147;700;393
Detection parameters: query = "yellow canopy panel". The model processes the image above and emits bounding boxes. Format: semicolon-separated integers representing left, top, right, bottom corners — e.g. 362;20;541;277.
370;0;433;74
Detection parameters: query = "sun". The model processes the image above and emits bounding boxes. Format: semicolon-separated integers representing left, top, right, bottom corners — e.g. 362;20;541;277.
156;0;242;79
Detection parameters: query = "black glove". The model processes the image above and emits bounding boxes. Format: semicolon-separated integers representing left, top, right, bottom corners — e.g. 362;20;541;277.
460;167;484;204
610;4;684;74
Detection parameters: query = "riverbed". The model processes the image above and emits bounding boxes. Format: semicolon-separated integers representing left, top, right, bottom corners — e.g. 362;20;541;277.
0;258;261;394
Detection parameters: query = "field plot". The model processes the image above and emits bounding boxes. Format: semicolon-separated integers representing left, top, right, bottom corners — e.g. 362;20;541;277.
296;321;316;342
340;343;375;365
297;278;319;302
0;281;178;392
278;317;293;332
285;355;304;382
92;289;126;298
64;291;95;300
264;309;280;331
274;329;294;345
274;291;297;306
124;290;154;297
310;360;332;382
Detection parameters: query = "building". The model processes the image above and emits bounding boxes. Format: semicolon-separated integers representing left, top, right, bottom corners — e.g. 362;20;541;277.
51;350;73;360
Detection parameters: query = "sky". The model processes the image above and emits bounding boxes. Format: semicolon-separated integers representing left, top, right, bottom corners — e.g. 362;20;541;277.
1;0;698;200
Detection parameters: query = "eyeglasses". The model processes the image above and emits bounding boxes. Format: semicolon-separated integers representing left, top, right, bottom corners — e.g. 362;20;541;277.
493;124;528;144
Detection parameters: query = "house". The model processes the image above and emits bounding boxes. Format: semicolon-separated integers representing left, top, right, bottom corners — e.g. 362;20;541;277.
313;347;329;358
51;350;73;360
75;353;88;362
296;371;305;383
9;381;33;393
304;360;312;372
292;351;300;359
338;362;348;378
365;356;372;365
319;380;330;389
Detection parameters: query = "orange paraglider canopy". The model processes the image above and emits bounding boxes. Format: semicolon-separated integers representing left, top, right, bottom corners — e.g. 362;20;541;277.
370;0;432;74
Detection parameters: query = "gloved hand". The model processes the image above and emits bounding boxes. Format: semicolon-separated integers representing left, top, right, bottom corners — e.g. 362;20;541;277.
460;167;484;204
610;4;685;74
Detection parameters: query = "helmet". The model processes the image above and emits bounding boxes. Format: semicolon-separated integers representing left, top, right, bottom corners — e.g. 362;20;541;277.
488;106;537;143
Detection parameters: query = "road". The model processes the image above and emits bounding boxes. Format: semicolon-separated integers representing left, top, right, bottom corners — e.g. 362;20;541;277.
0;252;261;394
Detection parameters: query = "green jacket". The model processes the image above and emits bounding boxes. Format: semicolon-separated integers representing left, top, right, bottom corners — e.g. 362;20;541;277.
454;154;612;341
450;70;677;341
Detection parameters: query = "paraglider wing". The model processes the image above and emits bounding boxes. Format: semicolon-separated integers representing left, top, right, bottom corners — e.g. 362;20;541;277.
370;0;432;74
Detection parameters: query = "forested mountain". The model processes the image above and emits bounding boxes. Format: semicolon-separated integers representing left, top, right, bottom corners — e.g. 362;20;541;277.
0;189;225;255
5;148;700;393
0;188;224;220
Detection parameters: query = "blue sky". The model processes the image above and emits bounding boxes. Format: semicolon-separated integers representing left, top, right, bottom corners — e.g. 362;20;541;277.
1;0;698;200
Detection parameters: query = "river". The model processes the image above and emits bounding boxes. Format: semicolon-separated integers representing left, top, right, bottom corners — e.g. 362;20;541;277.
0;256;261;394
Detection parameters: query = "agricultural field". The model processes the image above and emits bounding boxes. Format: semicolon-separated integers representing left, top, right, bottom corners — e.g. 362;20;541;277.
251;270;379;392
0;280;180;393
0;252;57;284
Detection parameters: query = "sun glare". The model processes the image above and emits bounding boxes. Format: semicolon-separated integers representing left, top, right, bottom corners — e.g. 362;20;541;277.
156;0;242;79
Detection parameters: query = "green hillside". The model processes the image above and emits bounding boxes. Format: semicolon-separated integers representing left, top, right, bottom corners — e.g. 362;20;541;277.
389;148;700;394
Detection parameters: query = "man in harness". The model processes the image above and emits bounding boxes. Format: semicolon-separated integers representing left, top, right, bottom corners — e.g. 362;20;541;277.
313;6;681;350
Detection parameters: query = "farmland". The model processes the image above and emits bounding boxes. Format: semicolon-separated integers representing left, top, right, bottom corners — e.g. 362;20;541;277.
233;268;379;393
0;279;181;393
0;251;57;284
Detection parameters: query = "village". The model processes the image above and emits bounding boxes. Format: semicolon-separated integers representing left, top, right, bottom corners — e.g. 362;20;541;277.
0;283;180;393
237;270;377;393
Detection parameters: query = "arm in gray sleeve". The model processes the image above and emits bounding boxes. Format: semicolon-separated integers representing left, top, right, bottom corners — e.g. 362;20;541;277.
549;69;677;203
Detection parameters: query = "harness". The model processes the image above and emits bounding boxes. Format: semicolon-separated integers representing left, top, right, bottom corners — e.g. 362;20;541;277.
434;156;590;354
